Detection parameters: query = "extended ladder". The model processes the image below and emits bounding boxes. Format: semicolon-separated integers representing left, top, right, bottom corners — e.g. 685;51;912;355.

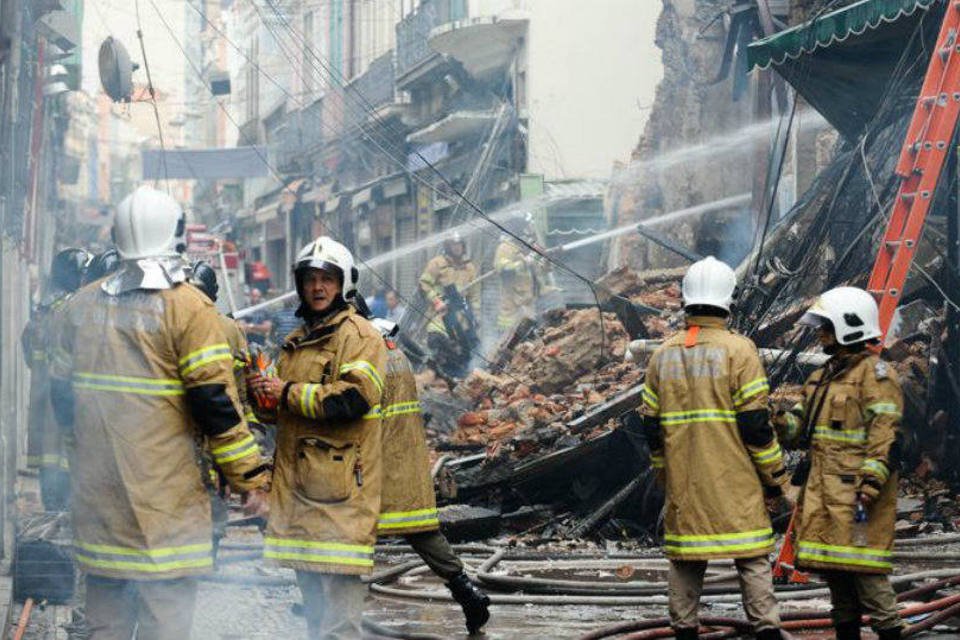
868;0;960;338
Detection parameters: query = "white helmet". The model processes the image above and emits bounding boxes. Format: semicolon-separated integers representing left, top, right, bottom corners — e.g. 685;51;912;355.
682;256;737;312
294;236;358;301
798;286;881;345
113;186;186;260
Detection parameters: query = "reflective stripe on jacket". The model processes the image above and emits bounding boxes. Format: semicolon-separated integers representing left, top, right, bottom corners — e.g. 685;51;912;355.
494;241;538;329
51;281;268;580
790;353;902;574
641;316;785;561
378;344;439;536
266;305;386;575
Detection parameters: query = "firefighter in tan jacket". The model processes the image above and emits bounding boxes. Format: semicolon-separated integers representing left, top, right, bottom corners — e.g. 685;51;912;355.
639;257;788;640
366;314;491;635
49;186;270;640
249;237;386;640
23;248;89;510
775;287;904;640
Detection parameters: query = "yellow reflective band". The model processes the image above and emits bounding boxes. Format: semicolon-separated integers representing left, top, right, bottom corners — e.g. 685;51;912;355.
650;455;665;469
300;383;318;419
862;458;890;482
339;361;384;393
383;401;422;418
641;384;659;412
660;409;737;426
74;541;213;573
211;435;258;464
378;508;440;530
865;402;901;419
664;528;774;555
263;537;374;567
27;454;69;470
797;541;892;569
179;343;232;376
363;405;383;420
74;372;185;396
813;426;866;443
233;357;246;371
733;377;769;407
243;411;258;423
751;442;783;465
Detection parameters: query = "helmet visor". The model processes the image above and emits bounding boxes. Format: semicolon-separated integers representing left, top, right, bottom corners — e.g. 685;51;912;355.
797;311;830;329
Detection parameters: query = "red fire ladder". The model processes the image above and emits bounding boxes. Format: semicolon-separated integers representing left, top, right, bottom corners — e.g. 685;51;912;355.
868;0;960;339
774;0;960;585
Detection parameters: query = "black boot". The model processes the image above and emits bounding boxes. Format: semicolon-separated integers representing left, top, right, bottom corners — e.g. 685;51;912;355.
446;572;490;635
674;628;698;640
755;629;782;640
834;621;861;640
877;627;902;640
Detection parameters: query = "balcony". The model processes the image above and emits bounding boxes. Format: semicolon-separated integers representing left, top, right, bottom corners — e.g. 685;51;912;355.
429;14;527;79
406;108;497;145
344;52;403;130
396;0;467;83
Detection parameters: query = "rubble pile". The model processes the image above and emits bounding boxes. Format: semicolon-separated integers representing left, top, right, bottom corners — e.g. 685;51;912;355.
439;272;684;461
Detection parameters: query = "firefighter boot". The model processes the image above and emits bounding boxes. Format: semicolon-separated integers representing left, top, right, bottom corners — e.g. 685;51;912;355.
834;622;861;640
755;629;782;640
877;628;902;640
446;572;490;635
674;628;698;640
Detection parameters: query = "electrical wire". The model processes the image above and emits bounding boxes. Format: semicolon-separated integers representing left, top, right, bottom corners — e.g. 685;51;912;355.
134;0;170;190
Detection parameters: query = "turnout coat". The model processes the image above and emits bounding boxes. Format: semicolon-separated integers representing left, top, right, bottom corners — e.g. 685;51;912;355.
264;305;387;575
641;316;787;561
377;342;440;536
777;352;902;574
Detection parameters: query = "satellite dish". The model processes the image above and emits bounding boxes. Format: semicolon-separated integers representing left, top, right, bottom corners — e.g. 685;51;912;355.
98;36;138;102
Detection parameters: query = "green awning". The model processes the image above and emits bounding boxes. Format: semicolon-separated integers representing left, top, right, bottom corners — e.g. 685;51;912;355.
747;0;938;70
746;0;942;139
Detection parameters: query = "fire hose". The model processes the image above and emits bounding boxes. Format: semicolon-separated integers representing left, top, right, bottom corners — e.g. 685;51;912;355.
579;591;960;639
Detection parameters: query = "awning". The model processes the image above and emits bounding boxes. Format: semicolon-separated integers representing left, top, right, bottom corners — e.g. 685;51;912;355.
351;188;373;210
746;0;941;139
302;183;333;204
255;203;279;224
382;176;409;199
323;196;342;214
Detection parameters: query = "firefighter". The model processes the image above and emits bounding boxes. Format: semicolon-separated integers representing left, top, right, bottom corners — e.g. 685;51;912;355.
49;186;270;639
22;247;90;510
638;256;788;640
368;313;491;635
248;236;386;639
494;218;547;331
418;232;479;379
775;287;904;640
191;260;264;554
83;247;120;285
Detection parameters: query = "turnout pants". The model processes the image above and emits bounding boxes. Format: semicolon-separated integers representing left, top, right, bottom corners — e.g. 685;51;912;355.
822;571;903;631
668;556;780;632
404;530;464;581
85;575;198;640
295;571;366;640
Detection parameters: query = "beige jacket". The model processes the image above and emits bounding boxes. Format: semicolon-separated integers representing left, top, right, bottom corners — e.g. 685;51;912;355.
265;305;386;575
419;254;479;335
51;281;268;580
378;342;439;535
778;352;902;574
642;316;786;561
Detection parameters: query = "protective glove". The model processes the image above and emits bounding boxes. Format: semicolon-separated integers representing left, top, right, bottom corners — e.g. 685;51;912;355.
858;479;882;506
433;297;447;313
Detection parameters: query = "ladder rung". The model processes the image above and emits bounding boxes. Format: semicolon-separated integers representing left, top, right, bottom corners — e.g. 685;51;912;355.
885;240;902;248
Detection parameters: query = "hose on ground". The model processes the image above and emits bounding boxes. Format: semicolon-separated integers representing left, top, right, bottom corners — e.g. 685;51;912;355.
362;618;446;640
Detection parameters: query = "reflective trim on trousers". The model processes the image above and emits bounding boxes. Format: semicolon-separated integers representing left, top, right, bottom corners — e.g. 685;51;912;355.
664;528;774;555
263;537;374;567
797;541;892;570
73;372;185;396
74;540;212;573
378;508;440;530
